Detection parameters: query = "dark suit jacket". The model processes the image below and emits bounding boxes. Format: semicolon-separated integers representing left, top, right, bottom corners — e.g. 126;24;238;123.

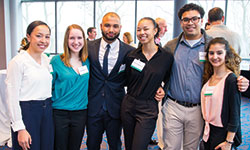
87;38;136;119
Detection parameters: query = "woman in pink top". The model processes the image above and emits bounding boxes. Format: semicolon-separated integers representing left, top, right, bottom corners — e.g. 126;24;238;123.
201;37;242;150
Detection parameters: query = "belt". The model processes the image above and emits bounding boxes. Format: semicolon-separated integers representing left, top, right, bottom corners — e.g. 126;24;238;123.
168;95;200;107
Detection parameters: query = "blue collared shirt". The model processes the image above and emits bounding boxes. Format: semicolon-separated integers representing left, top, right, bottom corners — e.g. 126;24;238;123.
168;35;205;103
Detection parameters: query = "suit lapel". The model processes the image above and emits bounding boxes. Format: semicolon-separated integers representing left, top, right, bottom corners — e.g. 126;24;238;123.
93;39;104;74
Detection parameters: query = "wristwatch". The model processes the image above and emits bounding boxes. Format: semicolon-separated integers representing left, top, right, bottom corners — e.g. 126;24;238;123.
225;140;234;144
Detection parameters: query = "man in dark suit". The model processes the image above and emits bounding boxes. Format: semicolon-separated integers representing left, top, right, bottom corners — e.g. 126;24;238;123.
86;12;135;150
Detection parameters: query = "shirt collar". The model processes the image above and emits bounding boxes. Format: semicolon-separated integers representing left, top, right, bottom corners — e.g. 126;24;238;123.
180;32;205;47
101;38;119;51
136;45;163;55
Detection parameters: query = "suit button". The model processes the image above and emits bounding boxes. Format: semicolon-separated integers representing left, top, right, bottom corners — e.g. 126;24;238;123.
105;80;107;83
102;93;105;96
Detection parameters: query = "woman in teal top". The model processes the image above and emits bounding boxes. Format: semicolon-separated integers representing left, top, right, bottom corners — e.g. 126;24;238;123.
50;24;89;150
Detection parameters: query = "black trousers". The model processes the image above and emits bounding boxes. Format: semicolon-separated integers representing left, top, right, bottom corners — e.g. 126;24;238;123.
53;109;87;150
121;94;158;150
87;108;122;150
203;124;235;150
12;98;54;150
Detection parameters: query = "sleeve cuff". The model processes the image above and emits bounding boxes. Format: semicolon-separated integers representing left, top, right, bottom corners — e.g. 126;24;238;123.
11;120;25;132
227;124;238;133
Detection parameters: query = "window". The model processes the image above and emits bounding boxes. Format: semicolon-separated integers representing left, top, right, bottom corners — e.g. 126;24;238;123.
95;1;136;43
227;0;250;58
22;0;249;58
22;2;55;53
137;1;174;45
57;1;94;53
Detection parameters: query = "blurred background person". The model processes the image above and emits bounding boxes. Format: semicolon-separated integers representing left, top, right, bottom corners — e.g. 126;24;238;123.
6;20;54;150
205;22;211;30
123;32;136;47
87;27;97;41
50;24;89;150
206;7;247;57
155;17;167;46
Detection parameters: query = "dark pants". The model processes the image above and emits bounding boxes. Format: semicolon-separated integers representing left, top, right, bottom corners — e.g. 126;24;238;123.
203;124;234;150
87;108;122;150
121;94;158;150
53;109;87;150
12;98;54;150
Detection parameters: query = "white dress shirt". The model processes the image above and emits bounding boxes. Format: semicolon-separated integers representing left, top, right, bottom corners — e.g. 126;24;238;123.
99;38;120;74
5;51;52;132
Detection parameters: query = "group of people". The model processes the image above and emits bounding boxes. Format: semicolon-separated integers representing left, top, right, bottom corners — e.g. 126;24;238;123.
5;3;249;150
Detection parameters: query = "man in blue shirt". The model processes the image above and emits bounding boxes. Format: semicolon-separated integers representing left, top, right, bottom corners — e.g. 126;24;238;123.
162;3;249;150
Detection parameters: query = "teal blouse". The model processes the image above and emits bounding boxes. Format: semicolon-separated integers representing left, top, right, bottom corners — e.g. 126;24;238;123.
50;55;89;110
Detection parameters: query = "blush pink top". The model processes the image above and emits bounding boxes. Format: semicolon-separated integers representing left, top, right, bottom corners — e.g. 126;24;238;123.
201;72;231;142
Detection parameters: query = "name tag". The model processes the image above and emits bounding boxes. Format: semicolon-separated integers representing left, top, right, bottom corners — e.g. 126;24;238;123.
199;52;206;62
204;86;214;96
118;64;126;73
131;59;145;72
49;64;53;74
78;65;89;75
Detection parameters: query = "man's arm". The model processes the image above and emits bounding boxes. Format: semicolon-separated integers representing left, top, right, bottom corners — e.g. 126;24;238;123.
237;76;249;92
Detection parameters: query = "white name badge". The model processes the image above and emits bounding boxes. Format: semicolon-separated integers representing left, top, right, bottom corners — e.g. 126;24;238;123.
49;64;53;74
118;64;126;73
131;59;145;72
204;86;214;96
199;52;207;62
78;65;89;75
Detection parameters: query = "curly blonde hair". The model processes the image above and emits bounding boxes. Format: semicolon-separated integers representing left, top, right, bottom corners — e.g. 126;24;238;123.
203;37;241;85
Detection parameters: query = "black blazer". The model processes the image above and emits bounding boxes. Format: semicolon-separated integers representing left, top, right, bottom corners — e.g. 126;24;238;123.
87;38;136;119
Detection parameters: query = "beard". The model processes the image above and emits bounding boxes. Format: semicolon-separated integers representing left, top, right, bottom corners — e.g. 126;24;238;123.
102;31;120;42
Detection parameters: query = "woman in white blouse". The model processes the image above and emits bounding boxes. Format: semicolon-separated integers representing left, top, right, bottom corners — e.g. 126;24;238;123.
6;21;53;150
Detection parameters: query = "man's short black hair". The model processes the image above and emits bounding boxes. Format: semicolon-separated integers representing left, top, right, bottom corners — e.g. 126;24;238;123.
178;3;205;20
208;7;224;22
87;27;96;36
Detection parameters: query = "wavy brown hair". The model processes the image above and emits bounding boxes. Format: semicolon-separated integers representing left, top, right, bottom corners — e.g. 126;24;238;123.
203;37;241;85
60;24;88;67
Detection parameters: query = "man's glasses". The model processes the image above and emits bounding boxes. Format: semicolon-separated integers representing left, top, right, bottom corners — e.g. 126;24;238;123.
181;16;201;24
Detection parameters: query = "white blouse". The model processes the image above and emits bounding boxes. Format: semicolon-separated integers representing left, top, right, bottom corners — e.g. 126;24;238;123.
5;51;52;132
